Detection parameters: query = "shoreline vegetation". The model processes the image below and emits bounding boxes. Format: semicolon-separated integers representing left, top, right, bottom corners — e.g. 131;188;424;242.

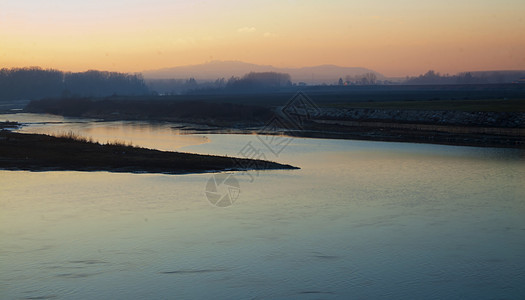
0;127;298;175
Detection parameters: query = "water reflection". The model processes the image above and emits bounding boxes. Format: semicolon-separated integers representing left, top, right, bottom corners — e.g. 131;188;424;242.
0;113;209;150
1;113;525;299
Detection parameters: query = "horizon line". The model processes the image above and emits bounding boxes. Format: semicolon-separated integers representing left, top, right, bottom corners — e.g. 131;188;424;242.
3;62;525;79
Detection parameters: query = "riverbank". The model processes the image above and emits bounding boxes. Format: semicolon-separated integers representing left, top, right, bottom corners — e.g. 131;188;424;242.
297;106;524;148
22;96;525;149
169;122;524;149
0;129;298;174
161;105;525;148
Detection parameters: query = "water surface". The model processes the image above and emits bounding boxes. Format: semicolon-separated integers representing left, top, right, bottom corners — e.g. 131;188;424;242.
1;114;524;299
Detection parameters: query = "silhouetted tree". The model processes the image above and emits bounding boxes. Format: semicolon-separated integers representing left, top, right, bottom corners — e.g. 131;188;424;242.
344;73;378;85
64;70;148;97
0;67;63;100
361;73;377;85
405;69;525;84
0;67;149;100
226;72;292;90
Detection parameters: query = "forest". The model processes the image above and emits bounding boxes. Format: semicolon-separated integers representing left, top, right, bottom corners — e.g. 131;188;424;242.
0;67;149;101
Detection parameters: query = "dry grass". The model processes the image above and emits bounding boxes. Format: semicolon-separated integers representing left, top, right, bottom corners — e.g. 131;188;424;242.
105;139;134;147
53;131;135;147
0;130;298;174
54;131;94;143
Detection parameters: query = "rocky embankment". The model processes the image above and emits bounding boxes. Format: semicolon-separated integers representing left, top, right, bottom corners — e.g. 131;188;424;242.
315;108;525;128
279;107;525;148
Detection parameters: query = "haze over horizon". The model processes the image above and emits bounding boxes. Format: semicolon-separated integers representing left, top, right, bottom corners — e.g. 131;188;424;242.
1;0;524;77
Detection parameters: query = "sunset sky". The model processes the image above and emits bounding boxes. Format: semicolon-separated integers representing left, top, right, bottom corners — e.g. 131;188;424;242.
1;0;524;77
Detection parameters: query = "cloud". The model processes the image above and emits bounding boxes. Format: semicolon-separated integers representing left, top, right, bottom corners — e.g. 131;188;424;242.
263;32;278;38
237;27;256;33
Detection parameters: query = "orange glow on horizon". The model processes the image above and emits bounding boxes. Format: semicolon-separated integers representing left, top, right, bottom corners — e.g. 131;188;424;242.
1;0;524;77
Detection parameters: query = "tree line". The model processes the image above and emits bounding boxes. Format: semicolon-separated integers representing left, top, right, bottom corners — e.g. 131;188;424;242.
404;70;525;85
147;72;293;95
225;72;292;90
0;67;149;101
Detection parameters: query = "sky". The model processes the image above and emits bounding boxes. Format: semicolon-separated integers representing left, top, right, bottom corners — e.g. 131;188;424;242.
1;0;524;77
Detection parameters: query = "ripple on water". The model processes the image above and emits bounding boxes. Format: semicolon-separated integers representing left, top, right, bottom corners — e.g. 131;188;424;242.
160;268;227;275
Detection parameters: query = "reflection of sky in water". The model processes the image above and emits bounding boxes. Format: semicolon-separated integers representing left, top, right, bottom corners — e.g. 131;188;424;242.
1;113;209;150
1;114;525;299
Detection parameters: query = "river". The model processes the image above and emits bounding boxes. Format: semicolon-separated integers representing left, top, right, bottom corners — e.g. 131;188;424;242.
1;113;524;299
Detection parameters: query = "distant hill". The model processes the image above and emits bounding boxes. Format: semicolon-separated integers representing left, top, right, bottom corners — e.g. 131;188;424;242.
142;61;384;84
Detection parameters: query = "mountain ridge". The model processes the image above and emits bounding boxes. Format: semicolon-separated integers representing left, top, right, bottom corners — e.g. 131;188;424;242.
142;60;384;84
